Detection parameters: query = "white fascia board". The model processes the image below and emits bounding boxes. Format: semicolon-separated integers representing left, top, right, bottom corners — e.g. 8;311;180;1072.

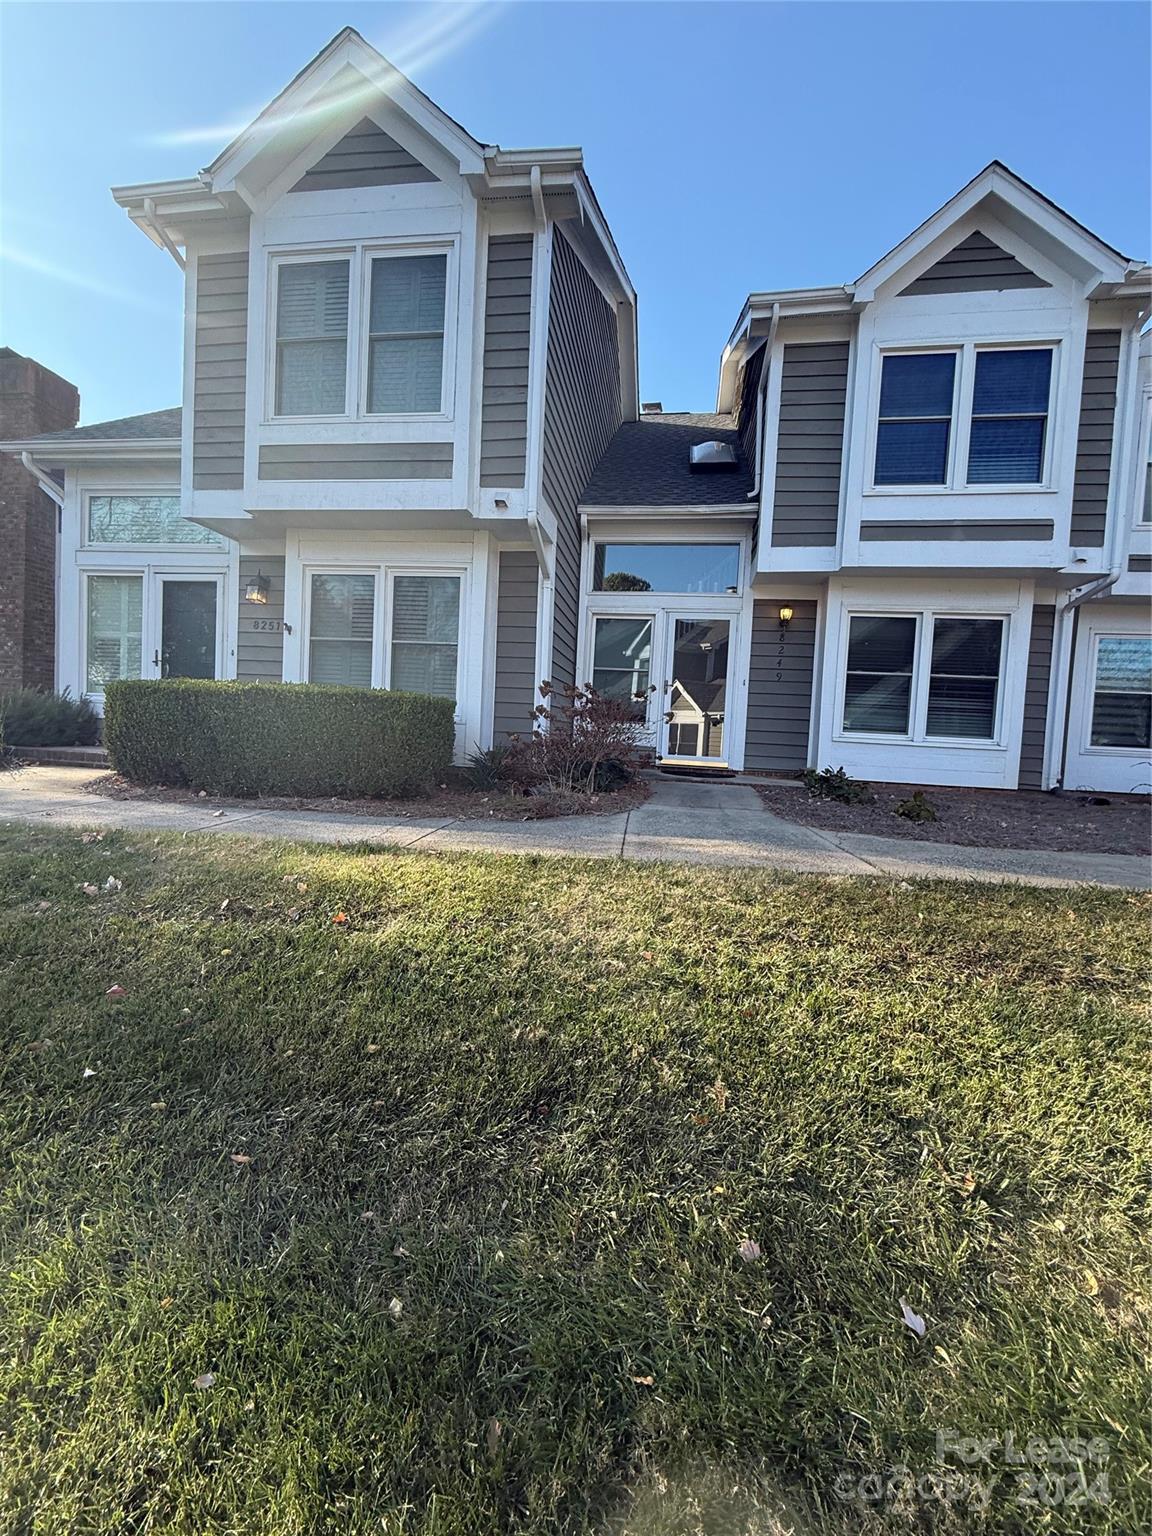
1;440;180;467
853;165;1131;303
206;37;486;198
580;503;757;520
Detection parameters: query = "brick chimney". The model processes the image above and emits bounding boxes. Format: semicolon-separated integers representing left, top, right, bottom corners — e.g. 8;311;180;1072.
0;350;80;691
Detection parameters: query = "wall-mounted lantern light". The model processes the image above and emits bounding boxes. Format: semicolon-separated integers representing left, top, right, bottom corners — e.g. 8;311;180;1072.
778;604;794;633
244;571;270;605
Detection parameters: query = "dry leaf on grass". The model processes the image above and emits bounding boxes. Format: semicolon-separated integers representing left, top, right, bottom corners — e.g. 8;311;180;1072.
105;984;126;999
82;1067;97;1079
103;877;122;892
388;1297;404;1319
193;1373;216;1390
899;1300;926;1338
79;883;99;897
229;1153;252;1166
630;1375;655;1387
737;1238;762;1263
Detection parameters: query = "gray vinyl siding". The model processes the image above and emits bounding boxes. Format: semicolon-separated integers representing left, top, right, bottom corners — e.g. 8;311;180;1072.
860;519;1056;542
493;550;539;737
193;251;248;491
236;556;286;683
542;229;621;689
258;443;453;480
899;231;1049;295
771;342;849;548
1019;603;1055;790
480;235;533;488
290;119;437;191
1070;330;1121;548
744;600;817;774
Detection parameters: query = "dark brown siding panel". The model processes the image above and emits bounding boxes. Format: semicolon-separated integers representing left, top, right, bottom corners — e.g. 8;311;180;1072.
1129;555;1152;572
771;342;848;548
193;252;248;491
480;236;533;488
542;229;621;689
860;519;1055;542
1019;603;1054;790
1071;330;1121;548
899;231;1049;295
236;556;286;683
744;599;817;773
290;119;437;191
493;550;539;737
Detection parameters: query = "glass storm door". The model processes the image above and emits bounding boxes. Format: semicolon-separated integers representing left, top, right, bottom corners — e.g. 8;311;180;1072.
661;617;731;762
156;578;219;679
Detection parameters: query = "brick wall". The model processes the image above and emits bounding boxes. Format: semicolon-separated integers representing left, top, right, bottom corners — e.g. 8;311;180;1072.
0;350;79;691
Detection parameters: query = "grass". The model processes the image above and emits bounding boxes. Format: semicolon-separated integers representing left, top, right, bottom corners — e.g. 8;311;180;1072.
0;823;1147;1535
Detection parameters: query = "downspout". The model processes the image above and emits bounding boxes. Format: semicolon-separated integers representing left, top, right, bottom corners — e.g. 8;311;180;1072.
524;164;551;578
747;303;780;502
21;452;63;507
21;454;65;692
142;197;186;271
522;165;555;697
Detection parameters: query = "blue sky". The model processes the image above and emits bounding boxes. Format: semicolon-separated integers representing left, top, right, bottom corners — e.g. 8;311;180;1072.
1;1;1148;425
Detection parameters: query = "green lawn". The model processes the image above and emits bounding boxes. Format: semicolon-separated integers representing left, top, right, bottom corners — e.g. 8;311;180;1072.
0;823;1147;1535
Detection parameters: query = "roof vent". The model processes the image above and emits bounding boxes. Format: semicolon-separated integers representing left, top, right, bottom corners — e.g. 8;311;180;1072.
689;440;738;473
641;400;663;414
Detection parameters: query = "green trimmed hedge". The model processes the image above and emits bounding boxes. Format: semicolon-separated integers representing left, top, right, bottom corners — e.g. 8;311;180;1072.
103;680;456;798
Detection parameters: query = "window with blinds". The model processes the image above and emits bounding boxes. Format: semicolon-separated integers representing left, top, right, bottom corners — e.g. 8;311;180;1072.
275;260;350;416
86;575;143;692
843;615;917;733
967;349;1051;484
389;575;459;698
367;255;446;414
87;495;222;546
308;574;374;686
874;354;956;486
1090;636;1152;750
926;618;1004;738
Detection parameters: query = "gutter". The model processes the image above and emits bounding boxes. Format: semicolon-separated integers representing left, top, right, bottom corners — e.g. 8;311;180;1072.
20;452;64;507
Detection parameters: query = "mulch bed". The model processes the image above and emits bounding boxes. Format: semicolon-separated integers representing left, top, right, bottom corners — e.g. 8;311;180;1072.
755;778;1151;856
84;773;649;822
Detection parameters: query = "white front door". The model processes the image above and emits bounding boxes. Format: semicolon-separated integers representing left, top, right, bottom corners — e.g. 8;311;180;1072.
659;615;732;763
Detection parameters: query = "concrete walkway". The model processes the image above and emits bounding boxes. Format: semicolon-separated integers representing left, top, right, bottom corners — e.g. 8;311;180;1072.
1;764;1147;889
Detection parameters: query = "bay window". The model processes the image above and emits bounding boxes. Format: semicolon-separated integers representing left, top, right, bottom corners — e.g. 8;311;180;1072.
271;247;450;419
873;345;1054;488
842;612;1007;742
1090;636;1152;750
86;575;143;692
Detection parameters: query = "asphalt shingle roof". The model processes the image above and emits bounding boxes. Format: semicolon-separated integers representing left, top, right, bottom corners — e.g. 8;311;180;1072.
581;412;754;507
29;407;182;443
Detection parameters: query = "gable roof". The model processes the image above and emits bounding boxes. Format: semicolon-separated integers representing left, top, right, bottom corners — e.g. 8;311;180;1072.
27;407;181;443
1;408;182;465
582;413;755;509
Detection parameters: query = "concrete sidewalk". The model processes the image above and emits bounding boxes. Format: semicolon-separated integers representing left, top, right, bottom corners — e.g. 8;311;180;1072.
1;764;1147;889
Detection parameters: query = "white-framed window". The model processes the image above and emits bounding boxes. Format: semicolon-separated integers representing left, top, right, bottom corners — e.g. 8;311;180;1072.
269;244;452;422
872;344;1055;490
840;611;1006;743
591;542;742;595
85;573;143;692
308;572;375;686
304;569;463;700
387;573;460;698
85;493;222;548
1088;635;1151;751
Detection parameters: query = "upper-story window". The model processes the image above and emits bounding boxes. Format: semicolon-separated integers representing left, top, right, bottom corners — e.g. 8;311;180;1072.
873;345;1054;489
271;248;450;420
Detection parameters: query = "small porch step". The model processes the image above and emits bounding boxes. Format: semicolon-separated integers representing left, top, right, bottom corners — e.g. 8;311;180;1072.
656;759;737;780
8;744;110;769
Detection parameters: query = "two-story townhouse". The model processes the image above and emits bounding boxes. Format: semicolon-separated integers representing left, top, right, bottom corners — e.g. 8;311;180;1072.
3;29;636;758
574;164;1149;793
5;39;1149;798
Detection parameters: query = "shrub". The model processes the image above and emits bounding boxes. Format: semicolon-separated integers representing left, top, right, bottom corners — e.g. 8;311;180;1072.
0;688;100;748
895;790;939;823
464;742;515;791
103;680;455;798
802;766;875;805
504;682;649;794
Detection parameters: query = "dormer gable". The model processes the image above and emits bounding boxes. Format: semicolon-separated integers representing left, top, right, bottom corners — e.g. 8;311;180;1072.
288;117;439;193
897;230;1049;296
